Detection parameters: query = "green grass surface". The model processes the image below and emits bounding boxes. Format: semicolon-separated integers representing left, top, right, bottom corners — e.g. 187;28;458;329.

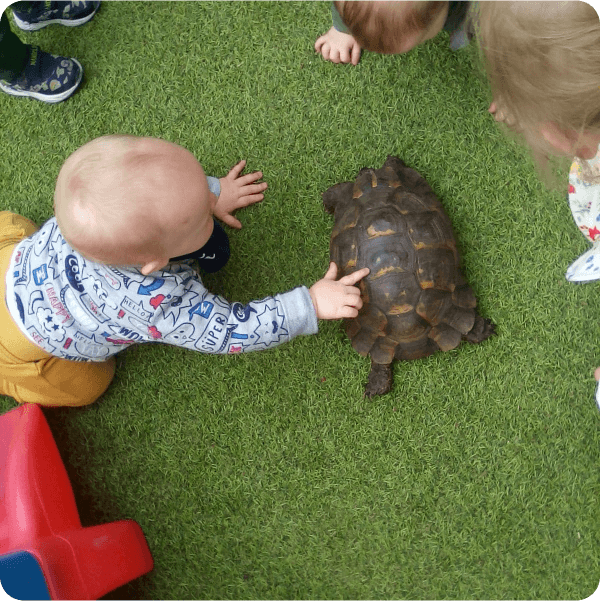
1;2;599;599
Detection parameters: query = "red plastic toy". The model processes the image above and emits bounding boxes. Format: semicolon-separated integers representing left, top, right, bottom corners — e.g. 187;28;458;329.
0;403;154;600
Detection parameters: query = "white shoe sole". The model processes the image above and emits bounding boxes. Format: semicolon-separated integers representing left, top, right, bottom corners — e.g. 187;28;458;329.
12;8;98;31
0;60;83;104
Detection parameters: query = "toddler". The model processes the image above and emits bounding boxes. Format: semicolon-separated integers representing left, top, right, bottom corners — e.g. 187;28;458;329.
0;135;368;407
473;1;600;403
314;1;471;66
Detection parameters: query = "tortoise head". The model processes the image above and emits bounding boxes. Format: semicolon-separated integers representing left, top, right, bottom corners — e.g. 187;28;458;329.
322;181;354;216
323;156;409;217
353;156;408;193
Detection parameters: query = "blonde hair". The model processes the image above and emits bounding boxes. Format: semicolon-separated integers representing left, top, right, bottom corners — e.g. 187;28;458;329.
54;135;184;265
334;1;447;53
472;1;600;183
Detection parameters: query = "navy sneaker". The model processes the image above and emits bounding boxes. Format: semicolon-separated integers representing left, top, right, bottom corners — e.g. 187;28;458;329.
12;1;100;31
0;46;83;103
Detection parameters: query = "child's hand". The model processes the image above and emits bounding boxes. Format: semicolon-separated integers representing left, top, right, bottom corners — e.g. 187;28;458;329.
309;262;369;320
315;27;362;65
489;100;521;131
215;160;268;229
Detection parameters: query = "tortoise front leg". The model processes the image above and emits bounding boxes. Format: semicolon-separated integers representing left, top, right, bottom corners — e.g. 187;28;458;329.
364;359;393;398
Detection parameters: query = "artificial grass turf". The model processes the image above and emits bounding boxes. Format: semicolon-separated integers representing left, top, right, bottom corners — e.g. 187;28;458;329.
0;1;599;598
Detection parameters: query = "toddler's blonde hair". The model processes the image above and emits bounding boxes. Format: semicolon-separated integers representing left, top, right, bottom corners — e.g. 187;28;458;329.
472;1;600;183
334;1;447;53
54;134;174;265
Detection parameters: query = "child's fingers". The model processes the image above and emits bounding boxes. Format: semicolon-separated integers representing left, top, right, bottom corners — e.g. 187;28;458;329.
339;267;369;285
342;288;362;311
351;44;361;65
241;182;268;195
323;262;338;280
220;214;242;229
345;287;363;307
227;160;247;179
238;173;266;186
339;305;359;319
237;193;265;207
489;100;519;128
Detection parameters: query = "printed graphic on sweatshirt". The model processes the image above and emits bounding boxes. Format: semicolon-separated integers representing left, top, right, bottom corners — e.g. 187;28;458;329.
6;217;311;361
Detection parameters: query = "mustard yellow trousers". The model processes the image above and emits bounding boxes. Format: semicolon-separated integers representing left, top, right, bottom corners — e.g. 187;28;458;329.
0;212;115;406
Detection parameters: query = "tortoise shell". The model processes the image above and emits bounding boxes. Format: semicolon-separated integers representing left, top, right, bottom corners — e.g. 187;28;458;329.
323;156;494;397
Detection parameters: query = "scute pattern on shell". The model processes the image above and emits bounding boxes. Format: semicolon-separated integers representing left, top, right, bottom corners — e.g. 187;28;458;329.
324;156;494;397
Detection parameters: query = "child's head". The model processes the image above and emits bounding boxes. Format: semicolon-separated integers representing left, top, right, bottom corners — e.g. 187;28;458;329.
54;135;217;275
473;2;600;166
333;1;448;54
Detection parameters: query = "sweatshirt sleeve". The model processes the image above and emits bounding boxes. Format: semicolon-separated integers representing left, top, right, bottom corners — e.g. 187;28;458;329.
206;176;221;198
331;2;349;33
152;277;318;354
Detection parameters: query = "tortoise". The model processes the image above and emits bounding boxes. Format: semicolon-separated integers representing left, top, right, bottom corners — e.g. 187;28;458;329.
323;156;495;398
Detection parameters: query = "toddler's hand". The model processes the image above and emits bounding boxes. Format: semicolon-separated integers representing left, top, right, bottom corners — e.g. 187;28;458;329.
309;262;369;320
215;160;268;229
489;100;521;131
315;27;362;65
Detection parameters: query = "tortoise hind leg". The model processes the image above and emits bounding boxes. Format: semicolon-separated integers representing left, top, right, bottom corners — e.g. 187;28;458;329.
364;359;393;398
463;316;496;344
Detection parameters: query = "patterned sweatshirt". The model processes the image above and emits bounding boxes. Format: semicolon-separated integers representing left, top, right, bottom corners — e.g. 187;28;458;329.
5;217;318;361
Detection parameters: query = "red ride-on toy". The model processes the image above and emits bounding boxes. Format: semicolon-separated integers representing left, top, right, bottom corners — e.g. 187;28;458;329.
0;403;153;600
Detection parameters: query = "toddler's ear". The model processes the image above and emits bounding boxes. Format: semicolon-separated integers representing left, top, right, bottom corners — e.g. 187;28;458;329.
140;258;169;275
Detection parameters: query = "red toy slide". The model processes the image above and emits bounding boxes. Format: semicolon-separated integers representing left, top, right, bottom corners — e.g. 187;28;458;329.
0;403;153;600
